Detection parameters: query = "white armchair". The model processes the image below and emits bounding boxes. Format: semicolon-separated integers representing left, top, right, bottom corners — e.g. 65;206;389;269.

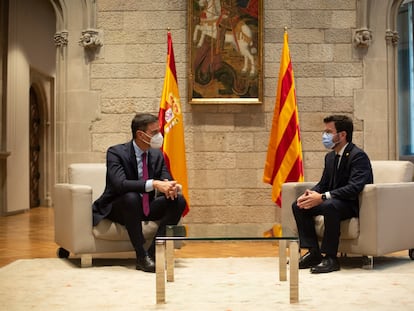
54;163;160;267
281;160;414;267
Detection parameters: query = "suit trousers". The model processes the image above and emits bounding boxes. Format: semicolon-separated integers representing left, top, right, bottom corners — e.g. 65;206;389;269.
292;199;357;256
107;192;186;257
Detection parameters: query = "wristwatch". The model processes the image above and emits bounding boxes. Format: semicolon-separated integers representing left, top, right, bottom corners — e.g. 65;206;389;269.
321;193;327;201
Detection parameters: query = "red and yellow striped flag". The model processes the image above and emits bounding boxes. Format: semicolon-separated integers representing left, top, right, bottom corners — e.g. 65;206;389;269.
159;31;190;216
263;31;304;207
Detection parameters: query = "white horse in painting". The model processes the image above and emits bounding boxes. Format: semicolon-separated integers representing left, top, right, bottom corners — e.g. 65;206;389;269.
193;0;256;76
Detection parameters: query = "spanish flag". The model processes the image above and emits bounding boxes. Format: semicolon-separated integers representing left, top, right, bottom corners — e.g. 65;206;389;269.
263;30;304;207
159;31;190;216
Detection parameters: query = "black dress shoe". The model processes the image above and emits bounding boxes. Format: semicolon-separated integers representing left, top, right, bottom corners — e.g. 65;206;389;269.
147;249;156;263
299;251;322;269
147;243;155;260
136;255;155;273
311;256;340;274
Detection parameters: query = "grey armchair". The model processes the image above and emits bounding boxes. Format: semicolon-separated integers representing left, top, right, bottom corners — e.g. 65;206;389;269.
281;160;414;267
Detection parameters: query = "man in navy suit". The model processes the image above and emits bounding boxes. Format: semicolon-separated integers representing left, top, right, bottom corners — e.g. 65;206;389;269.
92;113;186;273
292;115;373;273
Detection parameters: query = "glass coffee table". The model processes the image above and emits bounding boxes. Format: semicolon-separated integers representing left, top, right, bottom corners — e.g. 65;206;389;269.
155;225;299;304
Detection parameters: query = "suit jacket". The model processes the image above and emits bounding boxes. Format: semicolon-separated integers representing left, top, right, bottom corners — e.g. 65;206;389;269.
92;140;172;226
312;142;373;214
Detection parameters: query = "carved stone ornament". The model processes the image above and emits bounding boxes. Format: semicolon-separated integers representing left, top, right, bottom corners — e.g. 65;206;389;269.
54;31;69;47
353;28;373;48
385;29;399;46
79;29;102;50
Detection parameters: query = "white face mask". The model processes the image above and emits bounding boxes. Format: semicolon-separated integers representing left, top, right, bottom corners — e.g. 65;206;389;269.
149;133;163;149
142;131;163;149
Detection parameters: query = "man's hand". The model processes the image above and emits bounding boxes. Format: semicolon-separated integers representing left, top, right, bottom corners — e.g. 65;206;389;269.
296;189;323;209
153;179;179;200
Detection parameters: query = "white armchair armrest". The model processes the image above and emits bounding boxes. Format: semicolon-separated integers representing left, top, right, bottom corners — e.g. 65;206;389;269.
54;183;96;254
357;182;414;255
281;182;316;234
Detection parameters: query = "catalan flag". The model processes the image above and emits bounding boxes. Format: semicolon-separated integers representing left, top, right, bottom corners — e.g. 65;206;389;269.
263;30;304;207
159;31;190;216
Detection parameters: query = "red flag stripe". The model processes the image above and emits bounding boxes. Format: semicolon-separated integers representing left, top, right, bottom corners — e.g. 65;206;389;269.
159;109;166;136
271;112;298;181
167;33;177;81
278;63;294;114
275;157;303;206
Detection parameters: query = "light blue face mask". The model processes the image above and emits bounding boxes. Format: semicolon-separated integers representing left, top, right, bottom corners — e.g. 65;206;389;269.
322;132;337;149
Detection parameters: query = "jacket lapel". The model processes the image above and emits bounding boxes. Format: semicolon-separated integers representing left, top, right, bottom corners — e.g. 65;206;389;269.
147;150;154;178
337;143;354;173
329;151;336;188
334;143;354;187
127;141;139;179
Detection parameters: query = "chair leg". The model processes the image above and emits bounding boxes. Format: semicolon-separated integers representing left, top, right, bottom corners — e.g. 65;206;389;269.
362;255;373;269
81;254;92;268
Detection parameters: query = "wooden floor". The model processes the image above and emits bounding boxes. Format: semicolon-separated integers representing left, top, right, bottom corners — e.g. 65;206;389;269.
1;207;408;268
0;207;280;268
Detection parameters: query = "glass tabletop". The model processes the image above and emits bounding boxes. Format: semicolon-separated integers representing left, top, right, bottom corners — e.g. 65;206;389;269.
156;224;298;241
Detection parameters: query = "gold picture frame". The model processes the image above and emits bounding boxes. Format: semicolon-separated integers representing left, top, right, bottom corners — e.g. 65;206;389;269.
188;0;263;104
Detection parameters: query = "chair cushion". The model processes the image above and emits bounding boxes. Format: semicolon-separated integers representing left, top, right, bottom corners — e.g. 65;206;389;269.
93;219;159;241
314;216;360;240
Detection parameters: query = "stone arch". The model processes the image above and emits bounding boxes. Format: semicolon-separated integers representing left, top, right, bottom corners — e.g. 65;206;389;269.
385;0;407;160
354;0;405;160
49;0;102;185
383;0;406;160
49;0;67;30
5;0;56;213
3;0;101;213
30;70;55;207
386;0;405;31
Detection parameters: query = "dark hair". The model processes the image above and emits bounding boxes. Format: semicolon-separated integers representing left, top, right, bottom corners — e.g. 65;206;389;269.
323;115;353;142
131;113;158;139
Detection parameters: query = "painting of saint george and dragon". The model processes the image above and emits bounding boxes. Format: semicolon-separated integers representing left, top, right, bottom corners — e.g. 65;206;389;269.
189;0;263;104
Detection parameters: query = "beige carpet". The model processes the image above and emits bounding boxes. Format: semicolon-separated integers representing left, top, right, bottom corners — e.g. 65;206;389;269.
0;256;413;310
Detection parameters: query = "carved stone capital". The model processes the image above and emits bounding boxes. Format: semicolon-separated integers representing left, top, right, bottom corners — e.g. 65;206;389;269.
79;29;102;50
385;29;399;46
353;28;373;48
54;31;68;47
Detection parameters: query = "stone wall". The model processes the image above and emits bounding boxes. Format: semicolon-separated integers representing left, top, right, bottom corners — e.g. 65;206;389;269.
89;0;362;225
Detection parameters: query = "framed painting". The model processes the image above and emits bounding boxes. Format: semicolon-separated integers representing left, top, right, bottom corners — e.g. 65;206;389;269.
188;0;263;104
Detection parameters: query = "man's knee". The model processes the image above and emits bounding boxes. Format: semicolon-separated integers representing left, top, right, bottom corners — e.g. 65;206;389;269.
292;201;300;215
162;195;186;217
153;194;185;212
321;201;339;216
320;202;342;225
174;195;186;214
119;192;140;208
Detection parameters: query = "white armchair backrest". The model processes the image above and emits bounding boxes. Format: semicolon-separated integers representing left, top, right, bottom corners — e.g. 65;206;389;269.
68;163;107;201
371;160;414;183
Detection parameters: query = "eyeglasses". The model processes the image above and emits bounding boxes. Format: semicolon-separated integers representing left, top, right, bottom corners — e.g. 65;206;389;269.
323;129;343;135
139;129;159;138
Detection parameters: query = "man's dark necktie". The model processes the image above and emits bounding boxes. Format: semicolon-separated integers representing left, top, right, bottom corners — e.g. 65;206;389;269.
141;152;150;216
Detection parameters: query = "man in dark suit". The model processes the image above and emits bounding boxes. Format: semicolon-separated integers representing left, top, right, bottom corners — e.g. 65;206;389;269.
292;115;373;273
92;113;186;273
